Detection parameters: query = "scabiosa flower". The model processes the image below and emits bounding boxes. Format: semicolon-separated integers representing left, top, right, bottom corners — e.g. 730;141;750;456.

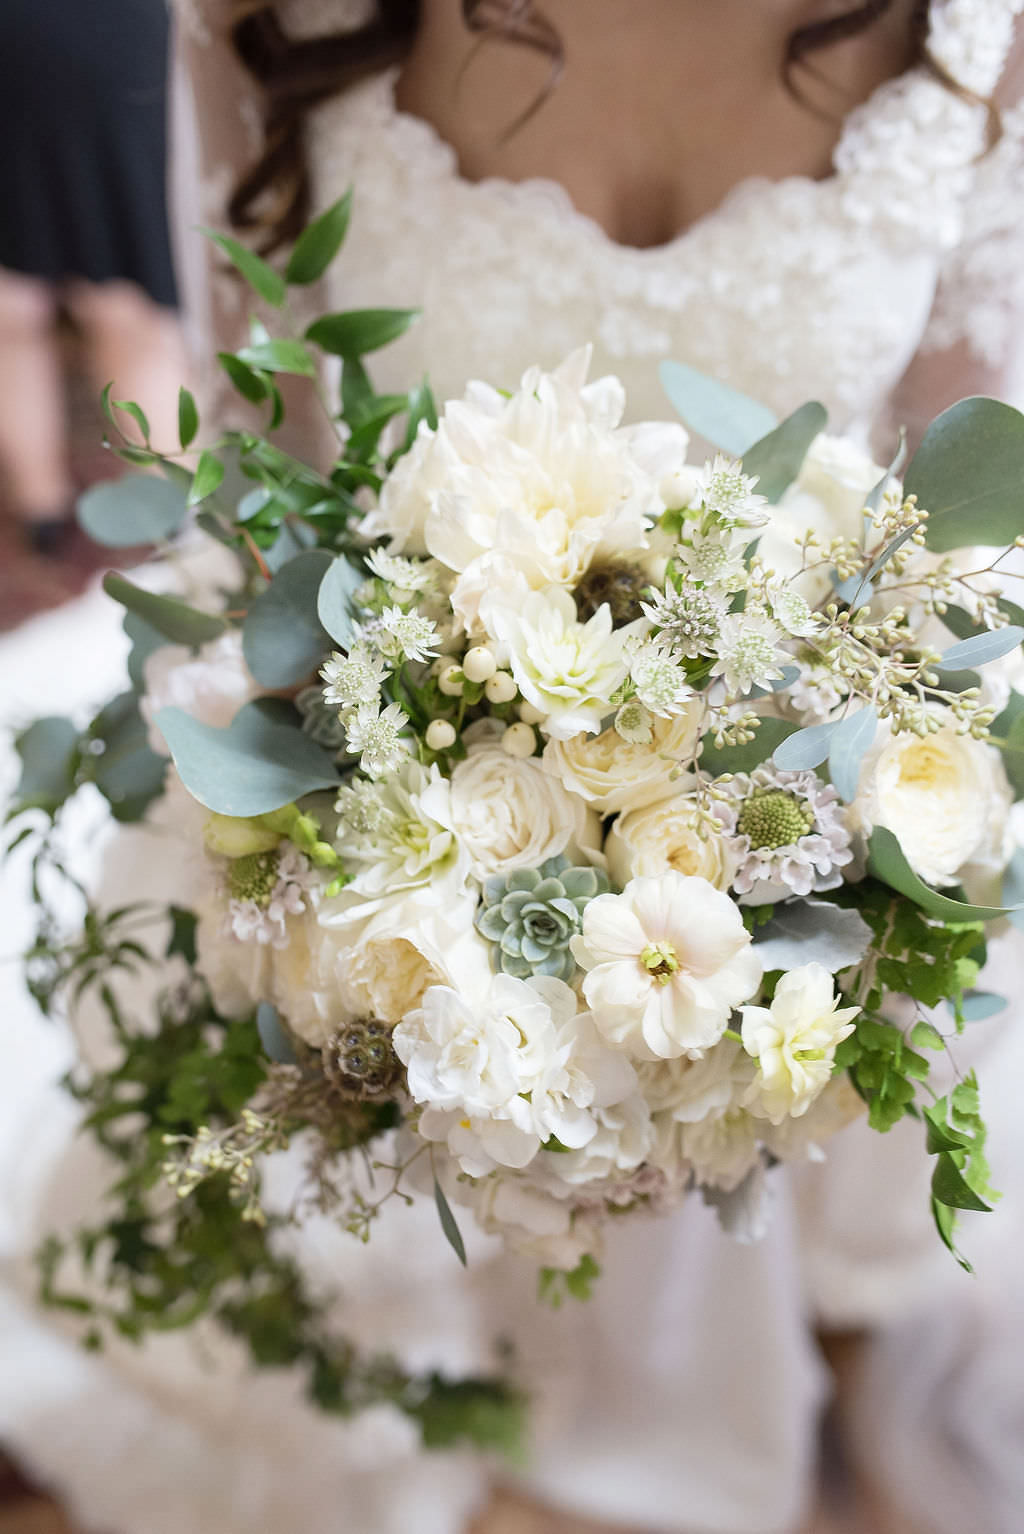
713;765;854;901
344;701;410;778
320;643;391;711
641;582;725;658
223;843;314;948
711;612;790;696
626;636;694;719
693;455;768;528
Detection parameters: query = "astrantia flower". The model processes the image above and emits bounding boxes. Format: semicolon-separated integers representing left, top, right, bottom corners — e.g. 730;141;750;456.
712;612;790;696
488;586;642;739
770;585;821;639
740;962;859;1124
222;843;314;949
713;764;854;902
641;582;725;658
571;871;763;1059
693;455;768;528
320;644;391;711
364;548;438;593
335;760;465;898
626;636;694;719
614;699;654;744
675;529;749;593
376;605;441;664
344;701;410;778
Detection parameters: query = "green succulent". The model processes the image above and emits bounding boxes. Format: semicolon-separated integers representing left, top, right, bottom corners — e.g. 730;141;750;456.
475;855;610;981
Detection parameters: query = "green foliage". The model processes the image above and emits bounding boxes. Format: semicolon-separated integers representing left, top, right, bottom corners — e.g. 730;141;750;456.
8;717;81;818
241;550;334;687
85;692;167;823
203;228;286;308
305;308;420;358
155;699;339;816
659;359;778;457
433;1176;468;1266
285;192;353;284
699;717;797;776
924;1074;997;1271
102;571;226;646
909;397;1024;552
741;400;828;504
868;826;1014;922
538;1254;602;1308
78;476;188;547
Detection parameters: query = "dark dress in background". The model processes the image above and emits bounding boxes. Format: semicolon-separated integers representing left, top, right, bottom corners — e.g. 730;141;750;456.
0;0;178;307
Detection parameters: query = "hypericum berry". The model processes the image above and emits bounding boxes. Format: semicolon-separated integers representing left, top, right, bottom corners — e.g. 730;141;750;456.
502;721;537;758
484;670;517;704
437;663;464;697
323;1018;402;1099
425;718;457;751
463;646;497;683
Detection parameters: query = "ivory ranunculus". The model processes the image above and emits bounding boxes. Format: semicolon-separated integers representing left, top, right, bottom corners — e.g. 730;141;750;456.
542;709;701;817
606;790;739;890
571;871;763;1059
852;720;1013;888
449;733;601;876
740;962;859;1125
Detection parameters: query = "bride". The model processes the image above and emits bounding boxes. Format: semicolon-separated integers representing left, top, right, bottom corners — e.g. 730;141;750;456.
3;2;1024;1532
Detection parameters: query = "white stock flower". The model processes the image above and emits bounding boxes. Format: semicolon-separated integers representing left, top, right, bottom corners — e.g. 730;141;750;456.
487;586;641;740
363;348;687;599
526;1008;638;1152
450;729;601;876
606;790;739;891
334;760;466;898
638;1036;754;1121
852;719;1013;888
571;871;763;1059
542;709;701;816
142;631;261;755
344;701;411;778
466;1171;601;1270
678;1107;762;1192
547;1092;654;1185
712;612;790;696
740;962;859;1125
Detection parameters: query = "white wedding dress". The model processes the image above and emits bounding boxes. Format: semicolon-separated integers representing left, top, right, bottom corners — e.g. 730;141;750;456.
3;2;1024;1531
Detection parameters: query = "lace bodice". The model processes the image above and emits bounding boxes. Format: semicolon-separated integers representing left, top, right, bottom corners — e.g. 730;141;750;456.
176;0;1024;432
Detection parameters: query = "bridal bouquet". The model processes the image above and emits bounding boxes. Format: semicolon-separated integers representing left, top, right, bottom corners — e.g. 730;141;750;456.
10;196;1024;1437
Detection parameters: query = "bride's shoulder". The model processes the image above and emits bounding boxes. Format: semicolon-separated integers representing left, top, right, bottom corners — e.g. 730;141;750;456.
173;0;378;44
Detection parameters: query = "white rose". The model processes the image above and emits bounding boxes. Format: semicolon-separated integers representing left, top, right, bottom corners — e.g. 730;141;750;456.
542;709;701;816
606;788;739;889
449;732;601;876
141;631;261;755
852;719;1013;888
571;871;763;1059
758;434;884;604
740;962;859;1125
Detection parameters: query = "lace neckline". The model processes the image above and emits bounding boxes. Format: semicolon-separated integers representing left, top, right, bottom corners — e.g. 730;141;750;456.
330;0;1019;260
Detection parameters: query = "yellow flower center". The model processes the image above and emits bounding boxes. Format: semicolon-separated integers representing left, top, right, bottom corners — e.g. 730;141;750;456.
641;941;679;985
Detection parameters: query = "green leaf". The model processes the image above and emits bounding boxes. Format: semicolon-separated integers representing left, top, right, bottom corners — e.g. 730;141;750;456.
11;717;80;816
909;397;1024;552
828;706;877;802
911;1020;946;1051
403;378;439;451
166;906;198;965
124;610;169;689
178;388;199;451
940;627;1024;670
78;476;188;547
256;1002;298;1065
113;398;150;443
317;555;364;649
218;351;268;405
772;719;837;771
701;716;797;776
742;401;828;504
188;450;225;507
867;826;1013;921
86;692;167;822
155;700;339;816
340;356;374;419
659;360;778;457
102;572;226;646
236;338;318;378
203;229;286;308
284;191;353;284
931;1151;992;1212
305;308;420;357
433;1176;467;1266
242;550;334;687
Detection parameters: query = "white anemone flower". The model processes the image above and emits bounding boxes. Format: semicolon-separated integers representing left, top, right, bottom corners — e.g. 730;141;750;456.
740;962;859;1124
571;871;763;1059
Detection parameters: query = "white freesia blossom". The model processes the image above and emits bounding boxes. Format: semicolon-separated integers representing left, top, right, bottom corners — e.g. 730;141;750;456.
852;718;1013;887
363;348;687;603
606;788;739;890
572;871;763;1059
141;631;260;755
741;962;859;1125
548;1093;654;1185
334;761;467;898
487;587;642;740
449;728;601;875
542;709;700;815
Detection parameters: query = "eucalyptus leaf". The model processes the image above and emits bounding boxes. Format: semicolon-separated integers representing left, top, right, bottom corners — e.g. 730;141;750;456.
433;1176;468;1266
741;401;827;504
306;308;420;357
242;550;334;687
178;388;199;451
772;719;837;772
236;338;318;378
908;397;1024;552
861;521;922;586
78;476;187;547
256;1002;299;1064
317;555;365;649
752;899;873;973
659;360;778;456
285;191;353;284
939;626;1024;670
953;990;1008;1022
86;691;167;822
123;610;170;690
832;571;875;609
828;705;877;802
11;717;80;816
203;229;285;308
155;700;339;816
102;572;226;646
868;826;1014;921
1002;846;1024;929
